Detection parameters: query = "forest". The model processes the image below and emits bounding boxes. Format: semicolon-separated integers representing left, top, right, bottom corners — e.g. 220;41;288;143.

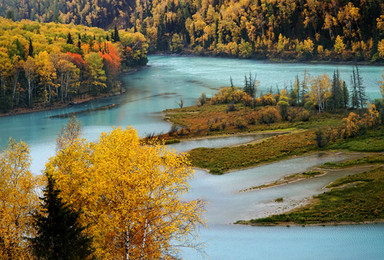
0;17;148;112
1;0;384;61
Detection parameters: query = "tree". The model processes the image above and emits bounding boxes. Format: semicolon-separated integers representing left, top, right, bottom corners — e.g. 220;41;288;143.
351;65;367;109
342;81;349;108
329;69;343;111
67;32;74;44
20;56;37;107
45;127;205;259
309;73;331;113
84;53;107;95
28;38;33;57
113;25;120;42
0;139;40;259
56;116;81;151
31;174;94;260
277;89;289;120
36;51;56;104
355;65;367;108
243;72;259;98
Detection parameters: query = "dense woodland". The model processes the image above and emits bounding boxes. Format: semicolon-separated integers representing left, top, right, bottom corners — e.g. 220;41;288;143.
0;17;148;112
2;0;384;61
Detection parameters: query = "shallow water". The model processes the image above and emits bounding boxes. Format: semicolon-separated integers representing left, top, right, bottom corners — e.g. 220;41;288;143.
1;55;383;259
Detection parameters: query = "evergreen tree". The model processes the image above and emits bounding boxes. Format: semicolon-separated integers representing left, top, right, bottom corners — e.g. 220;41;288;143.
289;83;297;106
301;70;309;105
243;72;258;98
355;65;367;108
31;174;94;260
351;71;359;109
330;69;342;111
113;25;120;42
342;81;349;108
66;32;73;44
28;38;33;57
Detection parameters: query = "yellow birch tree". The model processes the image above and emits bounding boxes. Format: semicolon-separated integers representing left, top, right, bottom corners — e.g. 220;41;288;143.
0;139;40;259
45;127;205;259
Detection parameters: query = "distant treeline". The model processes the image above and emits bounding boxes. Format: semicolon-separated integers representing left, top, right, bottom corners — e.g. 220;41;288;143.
2;0;384;61
0;18;148;112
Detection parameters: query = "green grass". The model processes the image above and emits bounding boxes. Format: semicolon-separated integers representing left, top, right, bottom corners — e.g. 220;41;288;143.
321;154;384;169
239;166;384;225
189;131;317;174
329;129;384;152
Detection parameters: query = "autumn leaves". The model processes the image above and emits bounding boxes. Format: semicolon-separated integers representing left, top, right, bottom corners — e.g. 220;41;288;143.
0;18;148;112
0;124;205;259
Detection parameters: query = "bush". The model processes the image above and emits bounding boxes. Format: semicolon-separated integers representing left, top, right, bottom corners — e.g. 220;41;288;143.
258;107;281;125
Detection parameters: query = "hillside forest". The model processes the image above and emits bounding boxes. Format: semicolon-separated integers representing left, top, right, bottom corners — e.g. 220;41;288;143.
0;18;148;112
1;0;384;61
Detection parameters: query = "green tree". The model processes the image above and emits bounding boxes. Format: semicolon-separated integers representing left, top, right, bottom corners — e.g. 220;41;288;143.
113;25;120;42
330;69;343;111
31;174;94;260
243;72;259;98
342;81;349;108
67;33;73;45
28;38;33;57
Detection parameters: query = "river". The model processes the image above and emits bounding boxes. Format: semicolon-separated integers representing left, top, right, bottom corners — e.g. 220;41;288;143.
1;55;384;259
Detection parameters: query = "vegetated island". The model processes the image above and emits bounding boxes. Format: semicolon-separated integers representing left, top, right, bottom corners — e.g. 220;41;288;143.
159;70;384;225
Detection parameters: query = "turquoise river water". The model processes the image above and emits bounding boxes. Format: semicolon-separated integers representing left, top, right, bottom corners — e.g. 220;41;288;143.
1;55;384;259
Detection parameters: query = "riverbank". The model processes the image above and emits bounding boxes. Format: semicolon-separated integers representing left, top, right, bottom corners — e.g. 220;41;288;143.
237;154;384;226
0;66;148;118
151;51;384;67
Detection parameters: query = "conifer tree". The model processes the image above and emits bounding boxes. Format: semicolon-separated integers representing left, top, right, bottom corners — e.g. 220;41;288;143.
351;69;359;109
28;38;33;57
330;69;342;111
31;174;94;260
355;65;367;108
243;72;258;98
342;81;349;108
66;32;73;44
113;25;120;42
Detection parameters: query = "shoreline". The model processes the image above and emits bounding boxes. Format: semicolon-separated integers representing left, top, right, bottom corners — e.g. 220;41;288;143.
0;66;148;118
150;51;384;66
236;219;384;227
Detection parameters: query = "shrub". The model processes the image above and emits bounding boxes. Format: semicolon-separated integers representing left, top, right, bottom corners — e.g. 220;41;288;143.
259;107;281;125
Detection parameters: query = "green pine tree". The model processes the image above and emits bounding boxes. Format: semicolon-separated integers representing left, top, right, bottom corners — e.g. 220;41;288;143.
31;174;94;260
114;25;120;42
28;38;33;57
66;32;73;44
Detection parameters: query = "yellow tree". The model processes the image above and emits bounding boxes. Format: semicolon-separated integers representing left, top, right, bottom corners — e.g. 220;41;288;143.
0;139;40;259
309;73;331;113
20;56;37;107
334;35;346;55
45;127;205;259
35;51;57;104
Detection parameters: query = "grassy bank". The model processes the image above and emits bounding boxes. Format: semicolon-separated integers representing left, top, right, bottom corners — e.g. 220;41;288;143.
237;155;384;225
189;130;317;174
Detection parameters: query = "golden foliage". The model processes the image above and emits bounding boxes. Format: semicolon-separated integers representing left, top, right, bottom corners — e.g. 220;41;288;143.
45;127;205;259
0;139;40;259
